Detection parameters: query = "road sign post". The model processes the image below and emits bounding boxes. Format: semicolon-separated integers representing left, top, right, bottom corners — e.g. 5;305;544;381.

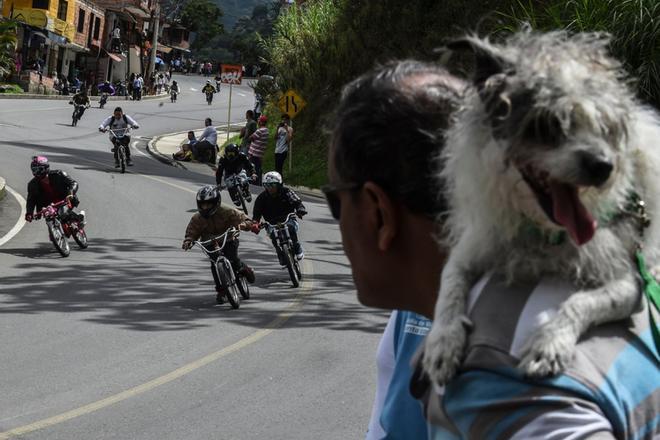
277;89;306;175
220;64;243;146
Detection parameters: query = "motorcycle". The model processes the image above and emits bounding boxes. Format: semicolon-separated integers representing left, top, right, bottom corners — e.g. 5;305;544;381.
34;199;88;257
205;90;213;105
222;172;252;215
192;228;250;309
260;212;302;288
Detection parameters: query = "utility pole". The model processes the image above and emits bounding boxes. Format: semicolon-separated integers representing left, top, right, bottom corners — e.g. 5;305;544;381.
147;1;160;84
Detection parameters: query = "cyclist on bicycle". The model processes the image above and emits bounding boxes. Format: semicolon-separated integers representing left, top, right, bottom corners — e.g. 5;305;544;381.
25;155;85;225
202;80;215;102
69;89;90;120
252;171;307;261
216;143;257;206
99;106;139;168
182;185;258;303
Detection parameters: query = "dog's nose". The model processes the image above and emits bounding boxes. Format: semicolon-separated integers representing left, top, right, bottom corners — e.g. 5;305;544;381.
579;152;613;187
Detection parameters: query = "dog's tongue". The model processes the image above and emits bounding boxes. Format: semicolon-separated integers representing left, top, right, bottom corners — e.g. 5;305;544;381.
550;182;597;245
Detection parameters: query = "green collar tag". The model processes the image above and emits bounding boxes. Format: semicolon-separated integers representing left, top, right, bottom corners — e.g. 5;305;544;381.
635;251;660;359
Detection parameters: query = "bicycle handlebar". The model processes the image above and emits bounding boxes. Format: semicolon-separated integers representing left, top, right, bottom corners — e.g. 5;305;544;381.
34;199;71;219
260;212;297;230
192;227;240;255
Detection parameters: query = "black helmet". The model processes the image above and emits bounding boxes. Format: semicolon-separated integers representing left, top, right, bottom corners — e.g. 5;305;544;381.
224;143;239;159
196;185;220;218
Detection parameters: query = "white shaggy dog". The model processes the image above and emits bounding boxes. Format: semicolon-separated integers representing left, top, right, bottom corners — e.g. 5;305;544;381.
423;30;660;384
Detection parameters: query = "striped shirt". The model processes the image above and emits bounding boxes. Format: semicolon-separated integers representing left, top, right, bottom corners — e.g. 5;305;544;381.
411;273;660;440
248;127;269;158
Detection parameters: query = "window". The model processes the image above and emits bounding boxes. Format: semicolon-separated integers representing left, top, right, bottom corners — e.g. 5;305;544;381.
93;16;101;40
32;0;49;9
57;0;68;21
77;8;85;33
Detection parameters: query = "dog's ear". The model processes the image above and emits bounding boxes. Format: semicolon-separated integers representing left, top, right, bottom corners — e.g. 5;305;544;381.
446;38;508;88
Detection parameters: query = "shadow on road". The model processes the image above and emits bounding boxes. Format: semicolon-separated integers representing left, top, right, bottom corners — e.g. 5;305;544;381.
0;236;385;334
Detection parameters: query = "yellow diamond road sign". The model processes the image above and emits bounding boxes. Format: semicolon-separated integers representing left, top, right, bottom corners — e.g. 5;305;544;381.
278;89;306;119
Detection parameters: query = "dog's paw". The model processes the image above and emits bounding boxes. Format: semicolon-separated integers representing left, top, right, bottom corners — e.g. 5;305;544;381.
518;324;577;378
422;319;468;386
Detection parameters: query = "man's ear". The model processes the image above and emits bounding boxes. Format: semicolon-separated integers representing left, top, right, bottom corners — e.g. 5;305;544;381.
362;182;398;252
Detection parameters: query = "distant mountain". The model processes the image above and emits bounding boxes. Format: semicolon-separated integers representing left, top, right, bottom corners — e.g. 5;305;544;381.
215;0;272;30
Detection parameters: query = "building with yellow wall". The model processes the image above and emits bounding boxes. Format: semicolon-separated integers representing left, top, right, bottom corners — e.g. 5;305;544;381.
3;0;76;41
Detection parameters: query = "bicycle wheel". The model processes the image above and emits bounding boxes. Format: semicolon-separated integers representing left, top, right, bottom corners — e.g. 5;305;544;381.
48;221;70;257
236;272;250;300
294;256;302;281
217;260;240;309
282;244;299;288
119;145;126;174
72;224;88;249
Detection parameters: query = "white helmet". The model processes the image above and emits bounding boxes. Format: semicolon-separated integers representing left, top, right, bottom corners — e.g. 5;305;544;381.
263;171;283;187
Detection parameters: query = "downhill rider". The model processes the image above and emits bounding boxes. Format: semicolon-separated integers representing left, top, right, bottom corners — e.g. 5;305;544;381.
215;143;257;207
182;186;258;303
25;156;86;225
98;106;139;168
252;171;307;261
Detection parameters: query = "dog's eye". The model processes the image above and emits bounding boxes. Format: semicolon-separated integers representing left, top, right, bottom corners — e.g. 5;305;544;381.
522;115;563;147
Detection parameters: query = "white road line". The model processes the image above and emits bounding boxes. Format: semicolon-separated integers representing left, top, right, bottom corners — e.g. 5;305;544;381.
237;93;246;97
131;141;150;158
0;185;27;247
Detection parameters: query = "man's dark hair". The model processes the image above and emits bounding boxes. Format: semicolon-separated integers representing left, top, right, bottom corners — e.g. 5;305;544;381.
114;106;123;113
205;117;212;125
246;110;254;118
330;60;465;218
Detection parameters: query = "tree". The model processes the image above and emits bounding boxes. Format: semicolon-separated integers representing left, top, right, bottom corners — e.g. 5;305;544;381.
0;19;17;79
179;0;225;52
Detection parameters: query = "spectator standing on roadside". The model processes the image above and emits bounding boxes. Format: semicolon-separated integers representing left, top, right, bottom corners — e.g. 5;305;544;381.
195;118;218;163
275;114;293;176
239;110;257;155
248;115;269;185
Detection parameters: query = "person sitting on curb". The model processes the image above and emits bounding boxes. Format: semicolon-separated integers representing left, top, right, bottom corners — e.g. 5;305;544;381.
194;118;218;163
173;131;197;161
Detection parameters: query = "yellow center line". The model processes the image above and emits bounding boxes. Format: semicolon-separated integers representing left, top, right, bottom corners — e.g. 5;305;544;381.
0;153;314;438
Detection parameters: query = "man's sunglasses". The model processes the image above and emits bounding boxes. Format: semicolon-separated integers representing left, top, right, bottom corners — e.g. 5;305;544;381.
321;183;362;220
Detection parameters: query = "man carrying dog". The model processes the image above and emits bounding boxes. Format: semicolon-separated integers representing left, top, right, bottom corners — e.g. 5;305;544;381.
326;60;465;439
328;55;659;439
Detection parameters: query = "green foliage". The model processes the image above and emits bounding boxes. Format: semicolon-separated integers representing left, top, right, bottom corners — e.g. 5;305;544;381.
0;19;18;79
0;83;23;94
497;0;660;107
180;0;225;52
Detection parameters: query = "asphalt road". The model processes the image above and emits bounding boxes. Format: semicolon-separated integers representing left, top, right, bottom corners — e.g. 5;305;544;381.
0;74;388;439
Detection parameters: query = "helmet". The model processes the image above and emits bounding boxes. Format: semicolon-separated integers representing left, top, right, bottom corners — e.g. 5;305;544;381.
263;171;282;187
206;80;211;84
30;156;50;177
196;185;220;218
224;143;239;159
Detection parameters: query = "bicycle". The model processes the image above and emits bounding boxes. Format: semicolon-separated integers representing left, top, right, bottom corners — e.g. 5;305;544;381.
260;212;302;288
105;127;131;174
34;198;88;257
192;228;250;309
222;172;251;215
70;103;88;126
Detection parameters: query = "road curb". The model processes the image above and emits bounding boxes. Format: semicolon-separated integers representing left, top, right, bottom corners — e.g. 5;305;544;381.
0;176;5;202
148;128;324;199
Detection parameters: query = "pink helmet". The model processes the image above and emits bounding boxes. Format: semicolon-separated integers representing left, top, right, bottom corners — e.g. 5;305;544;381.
30;155;49;177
